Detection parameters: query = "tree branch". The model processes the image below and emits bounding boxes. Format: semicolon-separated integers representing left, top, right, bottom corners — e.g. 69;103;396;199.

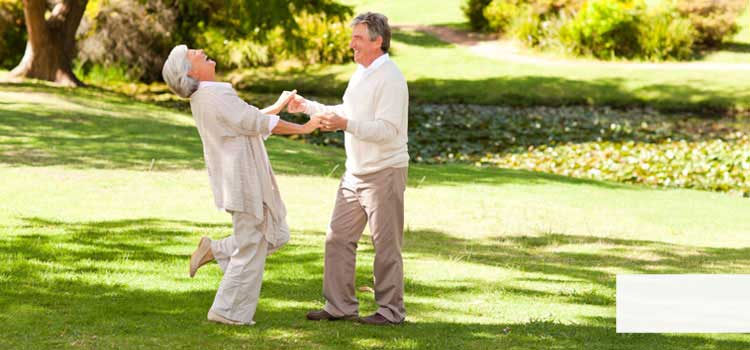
47;1;71;28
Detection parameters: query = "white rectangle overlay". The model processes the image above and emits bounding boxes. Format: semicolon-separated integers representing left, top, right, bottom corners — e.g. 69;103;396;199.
617;274;750;333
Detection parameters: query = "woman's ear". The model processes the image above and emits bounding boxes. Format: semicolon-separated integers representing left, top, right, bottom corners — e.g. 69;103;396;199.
187;67;199;79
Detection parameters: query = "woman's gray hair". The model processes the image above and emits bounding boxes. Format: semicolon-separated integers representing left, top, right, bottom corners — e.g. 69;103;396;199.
351;12;391;53
162;44;199;98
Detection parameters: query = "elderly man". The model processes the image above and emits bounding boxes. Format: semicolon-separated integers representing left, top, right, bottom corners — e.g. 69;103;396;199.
162;45;320;326
288;12;409;325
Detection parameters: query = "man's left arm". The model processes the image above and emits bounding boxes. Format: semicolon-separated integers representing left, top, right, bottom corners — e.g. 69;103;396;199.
327;79;407;143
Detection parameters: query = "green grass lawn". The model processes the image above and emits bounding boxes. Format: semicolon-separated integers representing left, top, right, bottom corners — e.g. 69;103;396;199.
2;84;750;349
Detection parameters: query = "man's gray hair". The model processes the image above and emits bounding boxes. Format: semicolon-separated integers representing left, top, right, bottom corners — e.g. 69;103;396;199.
351;12;391;53
162;44;199;98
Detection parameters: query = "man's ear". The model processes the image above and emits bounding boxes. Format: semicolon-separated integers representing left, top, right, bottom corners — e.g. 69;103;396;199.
374;35;383;49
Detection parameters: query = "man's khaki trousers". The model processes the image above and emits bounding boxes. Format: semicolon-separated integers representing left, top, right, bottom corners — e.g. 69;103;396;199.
323;167;408;323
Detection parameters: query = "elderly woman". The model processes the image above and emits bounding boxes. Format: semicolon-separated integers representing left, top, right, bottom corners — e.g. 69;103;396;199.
162;44;320;326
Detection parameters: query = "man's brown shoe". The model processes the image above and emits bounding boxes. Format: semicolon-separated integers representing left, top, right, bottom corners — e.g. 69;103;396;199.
189;236;213;278
306;309;358;321
358;313;403;325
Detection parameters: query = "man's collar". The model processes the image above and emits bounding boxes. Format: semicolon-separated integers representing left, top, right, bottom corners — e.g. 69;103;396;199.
358;53;390;71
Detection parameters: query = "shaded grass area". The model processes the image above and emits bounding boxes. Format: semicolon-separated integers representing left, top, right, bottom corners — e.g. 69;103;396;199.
0;82;338;175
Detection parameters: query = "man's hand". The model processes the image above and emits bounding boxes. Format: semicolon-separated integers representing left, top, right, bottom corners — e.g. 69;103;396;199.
318;112;348;132
303;116;322;134
287;94;308;114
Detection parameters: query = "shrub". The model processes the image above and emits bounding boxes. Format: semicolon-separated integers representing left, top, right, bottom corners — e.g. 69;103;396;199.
197;11;352;70
511;3;573;49
559;0;643;59
76;0;176;82
75;0;352;82
675;0;744;48
195;28;274;69
463;0;494;31
484;0;523;33
511;4;544;45
479;0;708;61
0;0;25;70
72;62;131;86
527;0;586;16
289;11;353;65
638;4;695;61
482;0;583;35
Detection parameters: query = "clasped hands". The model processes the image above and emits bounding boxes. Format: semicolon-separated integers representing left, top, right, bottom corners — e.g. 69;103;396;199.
271;90;346;134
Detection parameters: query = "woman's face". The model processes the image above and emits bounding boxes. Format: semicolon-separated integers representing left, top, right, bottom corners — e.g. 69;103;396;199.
187;49;216;80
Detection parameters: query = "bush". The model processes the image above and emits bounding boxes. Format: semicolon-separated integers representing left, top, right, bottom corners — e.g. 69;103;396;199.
72;62;132;86
76;0;176;82
676;0;744;48
0;0;25;70
195;28;274;69
559;0;643;59
524;0;586;16
511;3;574;49
197;11;352;70
484;0;523;33
463;0;494;31
481;0;583;35
288;11;353;65
510;4;544;45
638;4;695;61
475;0;723;61
74;0;352;82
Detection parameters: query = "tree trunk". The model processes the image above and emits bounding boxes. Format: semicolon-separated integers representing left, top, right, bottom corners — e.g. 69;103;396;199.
10;0;88;87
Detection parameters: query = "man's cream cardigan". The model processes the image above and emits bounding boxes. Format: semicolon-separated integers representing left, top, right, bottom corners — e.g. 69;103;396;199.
189;82;288;247
305;55;409;175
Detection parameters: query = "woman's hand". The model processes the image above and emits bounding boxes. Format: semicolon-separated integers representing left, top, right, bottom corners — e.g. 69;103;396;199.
264;90;297;115
287;94;308;114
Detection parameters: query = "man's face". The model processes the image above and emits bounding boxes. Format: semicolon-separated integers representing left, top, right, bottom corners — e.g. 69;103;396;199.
349;23;382;64
187;49;216;80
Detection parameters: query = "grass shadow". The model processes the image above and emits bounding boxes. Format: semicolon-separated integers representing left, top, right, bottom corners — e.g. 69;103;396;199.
405;229;750;292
